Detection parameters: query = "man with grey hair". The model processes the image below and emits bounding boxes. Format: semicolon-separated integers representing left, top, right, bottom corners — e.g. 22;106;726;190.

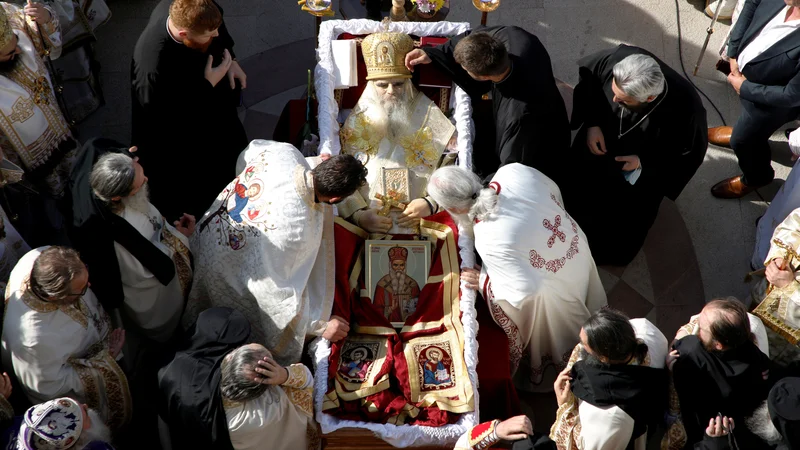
220;343;314;450
86;149;193;343
554;44;708;265
427;163;606;392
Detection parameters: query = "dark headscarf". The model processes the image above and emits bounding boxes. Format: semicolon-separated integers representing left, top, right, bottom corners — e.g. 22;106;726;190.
768;377;800;449
157;307;251;450
570;360;669;444
69;137;175;310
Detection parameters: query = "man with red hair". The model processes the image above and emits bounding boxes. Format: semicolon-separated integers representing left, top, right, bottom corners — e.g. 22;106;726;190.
131;0;248;221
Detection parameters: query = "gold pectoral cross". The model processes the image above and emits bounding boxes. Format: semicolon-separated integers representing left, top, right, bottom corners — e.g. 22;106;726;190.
375;191;407;217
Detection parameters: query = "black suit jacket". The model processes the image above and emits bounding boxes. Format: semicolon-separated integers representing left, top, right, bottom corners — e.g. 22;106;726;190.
728;0;800;108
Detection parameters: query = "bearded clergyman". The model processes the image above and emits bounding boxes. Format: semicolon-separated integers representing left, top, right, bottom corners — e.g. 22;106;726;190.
339;31;456;235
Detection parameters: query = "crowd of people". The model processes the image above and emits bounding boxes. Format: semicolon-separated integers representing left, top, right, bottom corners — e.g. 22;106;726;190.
0;0;798;449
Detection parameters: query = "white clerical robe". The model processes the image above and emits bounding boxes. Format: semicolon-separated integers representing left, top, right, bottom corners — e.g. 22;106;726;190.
0;3;75;197
550;319;668;450
338;88;456;234
0;247;132;430
114;202;192;342
476;164;607;391
184;140;334;366
225;363;315;450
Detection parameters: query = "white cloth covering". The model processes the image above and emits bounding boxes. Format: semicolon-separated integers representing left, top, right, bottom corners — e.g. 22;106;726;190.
738;5;800;69
476;163;607;390
225;364;314;450
576;319;668;450
0;247;110;404
114;202;189;342
331;39;358;89
184;140;334;366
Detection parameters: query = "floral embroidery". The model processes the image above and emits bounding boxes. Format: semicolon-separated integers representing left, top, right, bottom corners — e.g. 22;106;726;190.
529;250;545;269
484;279;524;375
340;112;381;157
528;196;581;274
399;126;439;170
566;236;579;259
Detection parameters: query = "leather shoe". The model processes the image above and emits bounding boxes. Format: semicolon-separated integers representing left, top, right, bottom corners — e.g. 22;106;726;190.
711;175;765;199
708;126;733;147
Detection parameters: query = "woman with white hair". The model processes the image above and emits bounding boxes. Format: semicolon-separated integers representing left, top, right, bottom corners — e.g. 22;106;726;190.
427;163;607;392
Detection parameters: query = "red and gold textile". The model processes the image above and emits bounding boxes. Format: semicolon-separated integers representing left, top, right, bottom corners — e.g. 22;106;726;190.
322;212;474;426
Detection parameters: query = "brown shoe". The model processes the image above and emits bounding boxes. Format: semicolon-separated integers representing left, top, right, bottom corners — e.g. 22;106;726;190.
711;175;764;199
708;126;733;147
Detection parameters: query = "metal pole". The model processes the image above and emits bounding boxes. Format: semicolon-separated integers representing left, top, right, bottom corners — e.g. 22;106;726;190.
694;0;725;76
481;11;488;25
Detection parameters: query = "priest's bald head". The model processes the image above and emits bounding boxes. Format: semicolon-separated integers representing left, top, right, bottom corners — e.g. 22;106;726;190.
611;54;665;112
29;246;90;307
220;343;273;402
696;297;755;352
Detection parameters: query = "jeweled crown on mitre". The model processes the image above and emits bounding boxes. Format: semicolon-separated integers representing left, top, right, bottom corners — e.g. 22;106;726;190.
0;6;14;51
20;397;84;450
361;31;414;81
388;246;408;262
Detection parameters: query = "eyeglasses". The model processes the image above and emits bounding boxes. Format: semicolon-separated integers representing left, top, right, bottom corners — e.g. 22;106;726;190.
67;264;90;297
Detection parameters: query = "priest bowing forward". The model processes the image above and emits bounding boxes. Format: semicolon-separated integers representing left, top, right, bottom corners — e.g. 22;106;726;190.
558;45;707;266
338;30;456;235
183;140;366;365
406;26;570;181
0;247;132;431
428;164;607;392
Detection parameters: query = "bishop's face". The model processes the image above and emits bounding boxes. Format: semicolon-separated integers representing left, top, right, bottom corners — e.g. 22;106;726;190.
374;78;407;106
391;259;407;274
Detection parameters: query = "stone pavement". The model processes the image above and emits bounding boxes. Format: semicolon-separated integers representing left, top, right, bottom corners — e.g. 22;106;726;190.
82;0;790;435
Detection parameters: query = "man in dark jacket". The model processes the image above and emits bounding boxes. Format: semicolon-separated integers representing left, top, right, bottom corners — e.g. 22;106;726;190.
709;0;800;198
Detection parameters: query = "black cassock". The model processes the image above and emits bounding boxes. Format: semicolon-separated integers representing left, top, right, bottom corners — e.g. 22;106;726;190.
423;25;570;181
131;0;248;221
558;45;708;266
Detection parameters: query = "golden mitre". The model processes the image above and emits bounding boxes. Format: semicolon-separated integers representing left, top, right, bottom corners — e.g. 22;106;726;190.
0;6;13;50
361;31;414;81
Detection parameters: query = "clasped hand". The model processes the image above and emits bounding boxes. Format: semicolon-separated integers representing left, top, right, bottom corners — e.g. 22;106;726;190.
766;257;796;288
24;1;50;24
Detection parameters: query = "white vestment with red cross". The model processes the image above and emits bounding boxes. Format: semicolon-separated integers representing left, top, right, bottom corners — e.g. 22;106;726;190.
476;163;607;392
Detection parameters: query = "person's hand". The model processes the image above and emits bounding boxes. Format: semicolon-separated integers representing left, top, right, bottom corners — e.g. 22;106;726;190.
705;416;734;438
253;357;289;385
586;126;606;155
24;1;51;24
615;155;640;172
0;372;12;399
460;267;480;290
729;57;740;77
227;60;247;90
495;415;533;441
398;198;432;227
727;71;746;95
320;153;332;161
357;209;392;233
205;49;233;87
554;366;573;406
108;328;125;359
322;315;350;342
405;48;432;72
174;214;196;238
766;257;796;288
666;349;680;371
762;369;770;381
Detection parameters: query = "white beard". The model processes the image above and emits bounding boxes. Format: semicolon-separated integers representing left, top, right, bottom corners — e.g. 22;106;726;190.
362;80;415;141
745;401;783;444
449;212;474;238
120;182;151;216
390;268;404;293
74;409;112;447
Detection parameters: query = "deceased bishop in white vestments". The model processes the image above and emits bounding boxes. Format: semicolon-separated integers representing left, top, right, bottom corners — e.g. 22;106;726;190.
0;247;132;431
428;163;607;392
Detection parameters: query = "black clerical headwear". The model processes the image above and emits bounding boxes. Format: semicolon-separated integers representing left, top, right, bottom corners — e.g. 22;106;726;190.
768;377;800;448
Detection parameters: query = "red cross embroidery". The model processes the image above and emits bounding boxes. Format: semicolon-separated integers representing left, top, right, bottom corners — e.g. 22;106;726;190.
543;215;566;248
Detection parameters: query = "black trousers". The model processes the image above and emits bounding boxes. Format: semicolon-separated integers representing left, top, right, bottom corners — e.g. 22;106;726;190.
731;98;800;186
